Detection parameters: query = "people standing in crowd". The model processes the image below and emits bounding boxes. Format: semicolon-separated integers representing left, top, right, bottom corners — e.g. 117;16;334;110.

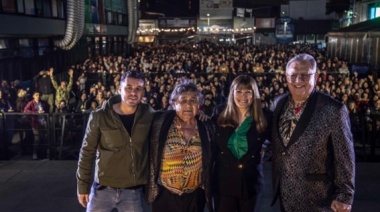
86;100;99;113
76;71;154;212
212;75;270;212
33;68;55;113
55;100;70;113
0;89;13;112
0;42;377;165
15;88;32;155
77;72;87;92
271;53;355;211
146;79;214;212
50;67;74;110
55;99;72;142
24;91;49;160
0;89;15;159
366;98;380;159
1;80;15;105
75;92;90;113
347;101;362;145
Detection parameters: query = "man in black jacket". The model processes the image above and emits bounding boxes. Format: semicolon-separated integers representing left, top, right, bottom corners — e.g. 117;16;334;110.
33;68;54;113
77;71;154;212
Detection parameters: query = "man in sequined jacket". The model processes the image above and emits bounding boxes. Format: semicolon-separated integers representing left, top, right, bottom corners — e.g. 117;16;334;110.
271;54;355;212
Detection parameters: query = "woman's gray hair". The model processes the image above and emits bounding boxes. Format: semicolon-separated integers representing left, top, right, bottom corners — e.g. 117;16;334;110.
169;78;204;106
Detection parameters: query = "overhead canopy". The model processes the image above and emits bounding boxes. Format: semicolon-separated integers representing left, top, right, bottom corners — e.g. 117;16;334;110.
332;17;380;33
327;17;380;73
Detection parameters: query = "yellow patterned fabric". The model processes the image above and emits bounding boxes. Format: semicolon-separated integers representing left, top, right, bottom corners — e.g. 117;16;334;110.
159;118;202;195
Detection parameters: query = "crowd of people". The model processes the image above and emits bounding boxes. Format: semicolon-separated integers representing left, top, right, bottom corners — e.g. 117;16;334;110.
1;43;379;114
1;42;378;211
77;52;355;212
1;43;379;152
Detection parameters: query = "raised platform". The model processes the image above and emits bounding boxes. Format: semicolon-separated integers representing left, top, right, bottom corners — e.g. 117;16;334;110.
0;161;379;212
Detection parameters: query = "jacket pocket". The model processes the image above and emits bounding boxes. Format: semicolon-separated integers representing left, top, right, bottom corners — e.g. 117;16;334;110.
100;129;124;150
305;173;329;182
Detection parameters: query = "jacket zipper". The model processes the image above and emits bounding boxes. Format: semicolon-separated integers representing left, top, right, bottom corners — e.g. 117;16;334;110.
110;105;137;181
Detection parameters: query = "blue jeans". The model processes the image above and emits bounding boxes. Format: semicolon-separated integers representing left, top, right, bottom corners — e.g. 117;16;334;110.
87;183;144;212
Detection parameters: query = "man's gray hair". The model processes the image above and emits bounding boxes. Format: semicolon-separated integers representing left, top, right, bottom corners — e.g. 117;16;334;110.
286;53;317;73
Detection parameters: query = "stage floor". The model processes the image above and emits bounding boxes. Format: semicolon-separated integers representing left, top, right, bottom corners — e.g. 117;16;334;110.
0;160;379;212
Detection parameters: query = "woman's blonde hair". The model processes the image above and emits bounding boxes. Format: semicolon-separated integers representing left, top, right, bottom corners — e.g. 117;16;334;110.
217;75;267;133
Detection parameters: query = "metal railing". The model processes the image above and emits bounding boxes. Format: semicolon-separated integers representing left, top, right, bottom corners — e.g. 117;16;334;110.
0;112;89;160
0;110;379;161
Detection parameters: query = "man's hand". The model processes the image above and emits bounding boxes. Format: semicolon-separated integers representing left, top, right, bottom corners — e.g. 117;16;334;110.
69;69;74;77
331;200;351;212
77;194;89;208
49;67;54;75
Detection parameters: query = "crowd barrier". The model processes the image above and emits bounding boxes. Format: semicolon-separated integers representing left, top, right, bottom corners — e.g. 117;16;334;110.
358;112;380;161
0;112;89;160
0;109;379;161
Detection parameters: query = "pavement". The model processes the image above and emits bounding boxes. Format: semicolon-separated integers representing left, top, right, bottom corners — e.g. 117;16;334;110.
0;160;379;212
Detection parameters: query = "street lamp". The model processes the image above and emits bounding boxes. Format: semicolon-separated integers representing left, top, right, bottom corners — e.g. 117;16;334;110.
207;13;210;27
284;21;287;38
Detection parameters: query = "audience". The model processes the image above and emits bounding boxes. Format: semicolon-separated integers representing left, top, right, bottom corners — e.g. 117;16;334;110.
0;42;379;160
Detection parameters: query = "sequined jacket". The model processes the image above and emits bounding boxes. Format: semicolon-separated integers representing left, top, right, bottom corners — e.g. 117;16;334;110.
271;91;355;211
146;110;215;212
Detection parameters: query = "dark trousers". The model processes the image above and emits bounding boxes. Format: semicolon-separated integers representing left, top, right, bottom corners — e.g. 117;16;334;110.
152;187;206;212
217;194;260;212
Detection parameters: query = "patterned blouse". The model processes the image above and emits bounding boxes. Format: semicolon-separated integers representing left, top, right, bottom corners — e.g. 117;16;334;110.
158;117;203;195
279;98;308;146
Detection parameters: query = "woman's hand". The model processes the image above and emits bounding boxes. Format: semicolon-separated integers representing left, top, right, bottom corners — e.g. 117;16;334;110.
197;110;210;121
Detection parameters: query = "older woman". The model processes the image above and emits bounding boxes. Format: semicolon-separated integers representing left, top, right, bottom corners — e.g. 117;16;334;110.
212;75;270;212
147;79;214;212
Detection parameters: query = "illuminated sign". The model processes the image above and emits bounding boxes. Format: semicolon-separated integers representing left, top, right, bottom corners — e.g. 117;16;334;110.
369;7;380;19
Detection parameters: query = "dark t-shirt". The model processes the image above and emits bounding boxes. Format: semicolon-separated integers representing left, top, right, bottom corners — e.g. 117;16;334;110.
118;113;135;135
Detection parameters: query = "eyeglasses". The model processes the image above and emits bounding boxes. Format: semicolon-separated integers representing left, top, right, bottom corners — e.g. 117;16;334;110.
286;73;315;82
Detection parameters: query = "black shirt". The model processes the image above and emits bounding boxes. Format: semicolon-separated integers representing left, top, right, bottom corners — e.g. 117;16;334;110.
118;113;135;135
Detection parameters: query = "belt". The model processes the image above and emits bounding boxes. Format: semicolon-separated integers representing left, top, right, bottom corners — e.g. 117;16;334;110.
94;182;143;191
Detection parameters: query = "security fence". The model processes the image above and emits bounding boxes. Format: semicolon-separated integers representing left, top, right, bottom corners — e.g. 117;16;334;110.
0;112;89;160
0;111;379;161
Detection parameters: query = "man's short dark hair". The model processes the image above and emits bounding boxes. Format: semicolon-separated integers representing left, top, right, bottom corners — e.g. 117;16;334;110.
120;70;145;84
